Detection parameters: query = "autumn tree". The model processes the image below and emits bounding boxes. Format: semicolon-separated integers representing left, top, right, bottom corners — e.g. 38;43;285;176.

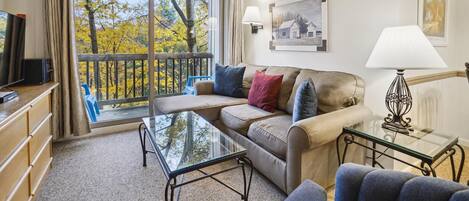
84;0;99;54
75;0;209;54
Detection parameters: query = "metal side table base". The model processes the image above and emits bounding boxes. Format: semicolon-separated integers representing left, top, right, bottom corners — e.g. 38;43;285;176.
336;131;466;183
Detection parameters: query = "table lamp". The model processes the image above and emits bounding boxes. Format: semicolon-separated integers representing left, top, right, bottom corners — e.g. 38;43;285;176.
366;25;447;134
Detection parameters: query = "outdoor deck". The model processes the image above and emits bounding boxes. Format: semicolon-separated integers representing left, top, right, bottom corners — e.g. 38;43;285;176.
79;52;213;125
97;106;149;123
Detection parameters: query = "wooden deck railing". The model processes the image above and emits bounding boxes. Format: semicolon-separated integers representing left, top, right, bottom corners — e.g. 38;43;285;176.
78;52;213;106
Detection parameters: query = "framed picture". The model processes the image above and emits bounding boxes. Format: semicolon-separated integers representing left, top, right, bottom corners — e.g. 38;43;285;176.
269;0;328;52
418;0;449;46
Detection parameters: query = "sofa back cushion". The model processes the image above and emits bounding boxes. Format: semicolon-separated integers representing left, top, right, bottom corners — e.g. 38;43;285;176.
265;66;300;111
335;163;469;201
286;69;365;114
239;63;267;97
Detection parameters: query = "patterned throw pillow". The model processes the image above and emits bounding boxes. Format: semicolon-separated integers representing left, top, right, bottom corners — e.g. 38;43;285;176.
214;64;246;98
292;79;318;122
248;71;283;112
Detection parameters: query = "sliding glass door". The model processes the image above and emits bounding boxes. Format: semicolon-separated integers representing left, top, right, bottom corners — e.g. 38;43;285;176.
74;0;220;126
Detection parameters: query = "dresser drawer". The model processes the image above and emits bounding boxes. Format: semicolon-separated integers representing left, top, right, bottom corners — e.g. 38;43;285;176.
28;95;51;133
29;116;51;163
0;113;28;165
0;143;29;201
7;171;30;201
30;142;51;196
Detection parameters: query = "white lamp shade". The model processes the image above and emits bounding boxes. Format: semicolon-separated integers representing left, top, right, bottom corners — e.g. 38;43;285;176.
242;6;262;25
366;25;447;70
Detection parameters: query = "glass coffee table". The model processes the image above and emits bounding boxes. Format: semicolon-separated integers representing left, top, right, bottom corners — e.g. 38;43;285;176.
337;116;465;182
138;111;252;201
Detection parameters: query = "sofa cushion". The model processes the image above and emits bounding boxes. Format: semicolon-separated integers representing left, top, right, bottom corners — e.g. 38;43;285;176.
154;95;247;115
265;66;300;111
239;63;268;97
220;104;284;135
247;115;292;160
286;69;365;114
214;64;245;98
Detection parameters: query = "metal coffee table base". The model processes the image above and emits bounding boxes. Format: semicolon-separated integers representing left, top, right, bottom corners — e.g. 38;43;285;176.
139;123;253;201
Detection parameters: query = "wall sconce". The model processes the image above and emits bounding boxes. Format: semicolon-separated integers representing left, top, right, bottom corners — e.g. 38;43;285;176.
242;6;263;34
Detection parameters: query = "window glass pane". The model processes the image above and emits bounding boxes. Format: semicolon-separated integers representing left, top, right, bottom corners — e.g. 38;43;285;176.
153;0;215;53
74;0;149;123
73;0;219;124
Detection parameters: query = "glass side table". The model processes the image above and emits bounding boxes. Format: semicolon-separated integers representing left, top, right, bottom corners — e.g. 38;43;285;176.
337;116;465;182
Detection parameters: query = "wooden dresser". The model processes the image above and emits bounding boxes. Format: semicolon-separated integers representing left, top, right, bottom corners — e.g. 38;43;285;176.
0;82;58;201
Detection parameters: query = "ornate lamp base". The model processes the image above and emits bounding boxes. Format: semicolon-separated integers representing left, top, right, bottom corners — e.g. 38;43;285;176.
383;69;413;134
382;121;411;134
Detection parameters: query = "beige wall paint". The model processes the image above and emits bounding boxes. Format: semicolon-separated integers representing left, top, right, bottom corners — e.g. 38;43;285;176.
1;0;47;58
243;0;469;138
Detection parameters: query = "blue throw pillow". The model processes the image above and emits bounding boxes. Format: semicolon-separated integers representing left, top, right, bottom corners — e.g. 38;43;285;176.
293;79;318;122
214;64;246;98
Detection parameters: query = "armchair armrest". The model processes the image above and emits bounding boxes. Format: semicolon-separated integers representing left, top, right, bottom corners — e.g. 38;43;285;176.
288;105;372;150
285;180;327;201
194;80;214;95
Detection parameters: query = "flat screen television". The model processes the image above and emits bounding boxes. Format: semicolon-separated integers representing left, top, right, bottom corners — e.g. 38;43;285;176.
0;10;26;89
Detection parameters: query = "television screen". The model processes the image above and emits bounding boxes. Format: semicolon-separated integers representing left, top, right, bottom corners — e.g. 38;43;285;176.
0;10;25;88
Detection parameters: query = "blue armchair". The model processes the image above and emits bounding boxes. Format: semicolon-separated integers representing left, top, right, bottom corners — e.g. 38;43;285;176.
286;163;469;201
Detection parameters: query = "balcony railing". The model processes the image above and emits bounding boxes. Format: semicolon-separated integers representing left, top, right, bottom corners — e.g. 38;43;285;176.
78;52;213;107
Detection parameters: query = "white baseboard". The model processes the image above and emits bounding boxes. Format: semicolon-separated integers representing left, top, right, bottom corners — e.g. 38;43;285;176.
55;122;140;142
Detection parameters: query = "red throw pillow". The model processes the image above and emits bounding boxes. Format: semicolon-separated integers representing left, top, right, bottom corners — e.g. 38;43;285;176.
248;71;283;112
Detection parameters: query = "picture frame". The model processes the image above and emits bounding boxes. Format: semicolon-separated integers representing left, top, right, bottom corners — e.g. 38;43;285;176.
269;0;328;52
418;0;449;47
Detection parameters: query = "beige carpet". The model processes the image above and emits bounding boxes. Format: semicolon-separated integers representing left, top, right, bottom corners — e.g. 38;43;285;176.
36;130;286;201
36;130;468;201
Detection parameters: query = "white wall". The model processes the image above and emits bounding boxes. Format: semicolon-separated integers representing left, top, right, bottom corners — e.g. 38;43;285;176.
0;0;47;58
243;0;469;132
453;0;469;66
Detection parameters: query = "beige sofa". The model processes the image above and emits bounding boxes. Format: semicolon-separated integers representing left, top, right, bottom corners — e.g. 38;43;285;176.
154;64;372;194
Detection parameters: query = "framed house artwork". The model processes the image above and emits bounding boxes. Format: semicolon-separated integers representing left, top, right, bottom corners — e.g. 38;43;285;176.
418;0;449;46
270;0;328;52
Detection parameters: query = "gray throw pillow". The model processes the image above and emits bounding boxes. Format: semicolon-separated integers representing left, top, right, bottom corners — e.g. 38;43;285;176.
292;79;318;122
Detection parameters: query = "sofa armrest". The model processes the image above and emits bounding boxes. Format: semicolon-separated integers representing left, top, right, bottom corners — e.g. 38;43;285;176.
285;180;327;201
288;105;372;150
194;80;214;95
285;105;372;193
